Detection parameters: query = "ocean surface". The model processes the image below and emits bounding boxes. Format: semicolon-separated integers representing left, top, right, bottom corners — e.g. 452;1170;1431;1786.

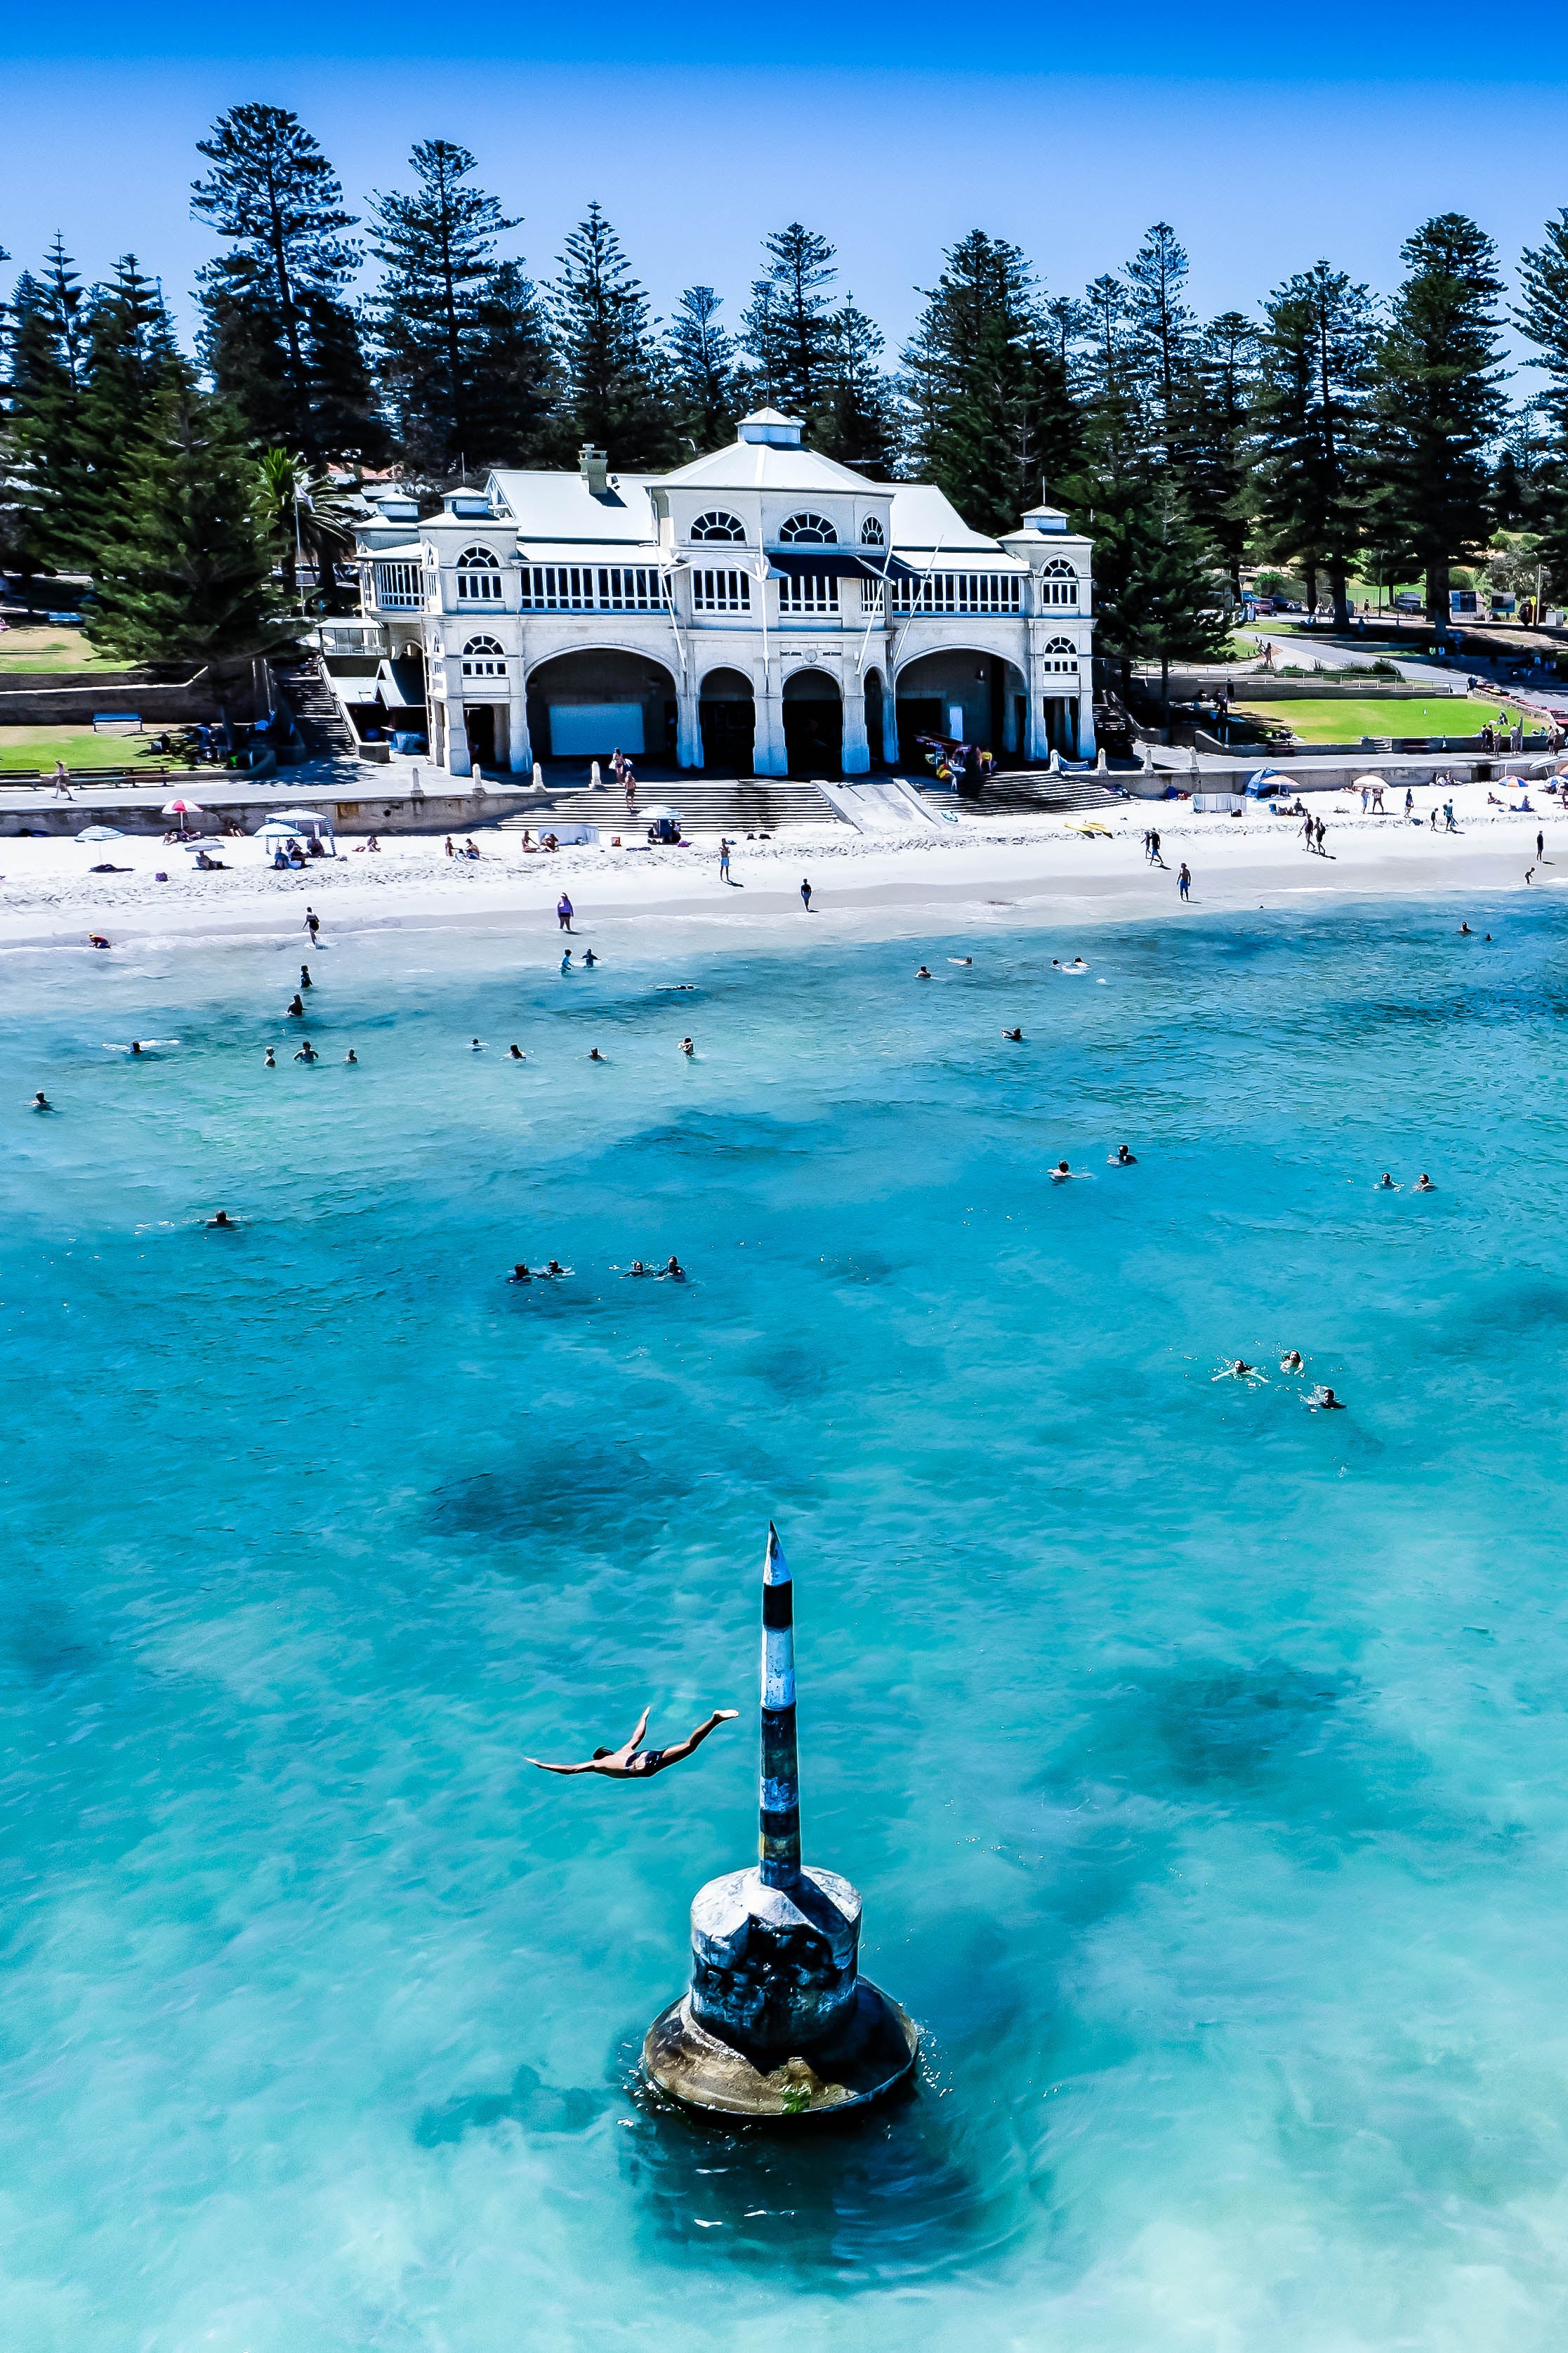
4;896;1568;2352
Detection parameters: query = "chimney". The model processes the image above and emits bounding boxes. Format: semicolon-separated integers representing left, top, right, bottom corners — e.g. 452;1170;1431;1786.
579;445;610;496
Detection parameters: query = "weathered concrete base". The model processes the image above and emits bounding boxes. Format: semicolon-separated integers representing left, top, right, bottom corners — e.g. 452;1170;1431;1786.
642;1979;918;2118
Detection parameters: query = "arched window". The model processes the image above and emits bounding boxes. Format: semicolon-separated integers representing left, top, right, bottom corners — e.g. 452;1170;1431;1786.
778;511;838;544
1040;559;1079;608
456;545;503;602
859;516;885;547
461;634;507;678
1042;636;1079;674
690;510;746;543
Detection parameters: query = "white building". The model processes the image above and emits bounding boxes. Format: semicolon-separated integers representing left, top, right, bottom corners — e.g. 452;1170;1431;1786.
343;409;1094;778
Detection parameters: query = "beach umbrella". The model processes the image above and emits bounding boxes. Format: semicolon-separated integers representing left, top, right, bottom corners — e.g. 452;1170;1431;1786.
162;799;204;815
640;804;683;823
77;824;124;842
1352;774;1385;790
266;808;333;827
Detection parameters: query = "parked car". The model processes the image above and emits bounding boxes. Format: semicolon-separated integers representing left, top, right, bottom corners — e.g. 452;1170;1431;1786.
1392;591;1424;615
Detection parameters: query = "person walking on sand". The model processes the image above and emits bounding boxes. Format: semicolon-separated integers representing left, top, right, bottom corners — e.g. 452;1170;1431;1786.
719;838;732;884
527;1702;738;1781
557;892;574;932
1149;830;1165;868
1315;816;1326;854
1178;862;1192;902
801;877;813;911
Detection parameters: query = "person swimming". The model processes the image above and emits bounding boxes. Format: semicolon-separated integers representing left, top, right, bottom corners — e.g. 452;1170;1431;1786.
949;957;973;966
206;1210;237;1227
583;948;598;968
1003;1028;1024;1041
915;965;931;980
1376;1172;1397;1188
286;994;305;1017
1308;1385;1346;1410
1215;1358;1265;1382
527;1702;739;1781
294;1040;319;1063
506;1263;532;1284
1414;1172;1435;1191
1460;922;1472;935
1050;1160;1085;1181
508;1044;525;1060
344;1049;357;1064
32;1090;51;1110
621;1260;650;1278
1109;1144;1136;1164
470;1037;485;1051
588;1047;604;1061
680;1037;695;1056
263;1047;276;1068
1280;1349;1303;1372
661;1255;686;1279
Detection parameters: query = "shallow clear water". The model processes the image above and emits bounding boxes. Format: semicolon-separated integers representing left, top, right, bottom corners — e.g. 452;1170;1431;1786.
5;899;1568;2351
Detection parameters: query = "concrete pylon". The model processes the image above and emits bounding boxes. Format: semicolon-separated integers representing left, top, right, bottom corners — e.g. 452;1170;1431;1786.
642;1523;918;2118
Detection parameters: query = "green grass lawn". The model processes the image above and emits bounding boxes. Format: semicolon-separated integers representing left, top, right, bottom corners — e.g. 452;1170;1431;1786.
0;627;130;675
1236;695;1533;743
0;726;182;773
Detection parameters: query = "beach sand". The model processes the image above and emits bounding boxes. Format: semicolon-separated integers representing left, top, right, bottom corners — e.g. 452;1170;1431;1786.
2;778;1564;955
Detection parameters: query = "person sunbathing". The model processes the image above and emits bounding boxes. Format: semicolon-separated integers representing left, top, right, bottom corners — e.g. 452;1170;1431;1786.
527;1703;738;1780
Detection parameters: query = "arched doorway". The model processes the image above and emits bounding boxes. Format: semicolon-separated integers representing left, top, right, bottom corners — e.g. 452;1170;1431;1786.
525;649;678;771
698;666;755;773
895;649;1026;766
782;668;842;777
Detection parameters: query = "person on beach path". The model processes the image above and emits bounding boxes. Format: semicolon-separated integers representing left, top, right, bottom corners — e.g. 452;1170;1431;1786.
304;909;320;945
53;761;72;799
801;878;813;910
557;893;573;931
1178;863;1192;902
527;1702;739;1781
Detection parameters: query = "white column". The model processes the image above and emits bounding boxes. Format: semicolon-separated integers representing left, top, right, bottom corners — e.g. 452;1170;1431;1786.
841;676;869;775
1075;674;1095;758
676;681;703;770
753;655;786;775
508;657;530;773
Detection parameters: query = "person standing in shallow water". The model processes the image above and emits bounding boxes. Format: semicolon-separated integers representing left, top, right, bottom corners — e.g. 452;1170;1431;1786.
1178;863;1192;902
557;893;573;932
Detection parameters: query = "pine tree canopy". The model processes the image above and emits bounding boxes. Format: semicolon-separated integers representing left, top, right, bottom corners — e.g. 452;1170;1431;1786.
1253;263;1376;625
367;139;541;476
667;286;739;456
549;202;671;470
741;223;839;422
86;388;289;666
192;103;384;461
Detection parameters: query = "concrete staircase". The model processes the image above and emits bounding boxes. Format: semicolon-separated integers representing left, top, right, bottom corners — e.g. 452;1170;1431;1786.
272;656;359;761
966;768;1134;819
498;778;846;832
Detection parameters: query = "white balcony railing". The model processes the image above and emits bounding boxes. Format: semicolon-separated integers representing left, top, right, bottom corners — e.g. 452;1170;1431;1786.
691;567;752;614
889;571;1024;616
779;574;838;617
374;561;425;611
519;565;667;612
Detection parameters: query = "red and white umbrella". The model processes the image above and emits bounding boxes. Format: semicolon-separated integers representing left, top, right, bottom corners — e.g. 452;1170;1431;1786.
162;799;205;815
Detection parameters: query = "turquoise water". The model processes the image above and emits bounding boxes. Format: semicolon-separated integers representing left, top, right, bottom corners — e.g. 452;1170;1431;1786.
5;900;1568;2351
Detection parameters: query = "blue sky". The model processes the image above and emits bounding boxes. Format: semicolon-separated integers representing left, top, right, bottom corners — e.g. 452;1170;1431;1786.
3;6;1562;374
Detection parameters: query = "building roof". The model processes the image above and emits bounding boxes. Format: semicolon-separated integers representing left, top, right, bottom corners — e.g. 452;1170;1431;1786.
661;440;881;497
887;484;1009;556
487;468;659;544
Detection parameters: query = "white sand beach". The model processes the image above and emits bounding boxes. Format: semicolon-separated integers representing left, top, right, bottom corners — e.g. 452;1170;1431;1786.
2;777;1565;956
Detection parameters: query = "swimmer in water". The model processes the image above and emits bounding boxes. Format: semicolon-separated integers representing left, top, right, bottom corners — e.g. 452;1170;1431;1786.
508;1044;524;1060
680;1037;694;1056
949;957;973;966
263;1047;276;1068
470;1037;485;1051
32;1089;51;1110
588;1047;604;1061
286;994;305;1017
1413;1172;1435;1191
1280;1349;1303;1372
300;965;312;988
344;1049;357;1064
506;1263;532;1284
560;950;573;974
1050;1160;1086;1181
916;965;931;980
583;948;598;968
1308;1385;1346;1410
294;1040;319;1063
527;1701;739;1780
1109;1144;1136;1165
543;1259;571;1278
130;1041;143;1056
621;1260;650;1278
1460;922;1472;935
1003;1027;1024;1041
661;1255;685;1280
1214;1358;1265;1382
1376;1172;1397;1188
206;1210;237;1227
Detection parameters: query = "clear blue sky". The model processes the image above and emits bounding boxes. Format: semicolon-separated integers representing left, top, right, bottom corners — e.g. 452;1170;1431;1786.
3;3;1562;374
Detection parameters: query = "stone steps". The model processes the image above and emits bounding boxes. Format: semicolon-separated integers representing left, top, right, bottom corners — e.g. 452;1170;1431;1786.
499;779;846;832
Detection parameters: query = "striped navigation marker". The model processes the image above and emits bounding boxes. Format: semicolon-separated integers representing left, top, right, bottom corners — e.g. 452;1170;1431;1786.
759;1521;801;1887
641;1519;919;2116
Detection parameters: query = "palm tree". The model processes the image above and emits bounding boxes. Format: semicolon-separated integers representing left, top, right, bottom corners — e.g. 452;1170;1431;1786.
253;447;357;609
